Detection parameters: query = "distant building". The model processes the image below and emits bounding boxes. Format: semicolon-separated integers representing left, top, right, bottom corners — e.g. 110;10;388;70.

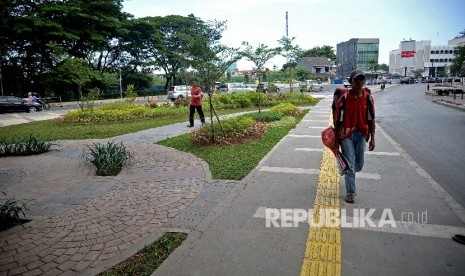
389;38;461;77
296;56;333;75
336;38;380;79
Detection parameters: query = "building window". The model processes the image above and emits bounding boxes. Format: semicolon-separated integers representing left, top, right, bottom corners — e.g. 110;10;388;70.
439;59;444;62
431;51;434;54
435;59;439;62
430;59;434;62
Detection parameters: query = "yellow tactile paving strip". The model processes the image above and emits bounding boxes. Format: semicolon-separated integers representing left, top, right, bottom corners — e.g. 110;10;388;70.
300;141;341;275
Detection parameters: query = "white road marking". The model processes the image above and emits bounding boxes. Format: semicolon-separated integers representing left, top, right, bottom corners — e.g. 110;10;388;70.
253;207;465;239
366;151;400;156
288;134;321;138
259;166;320;175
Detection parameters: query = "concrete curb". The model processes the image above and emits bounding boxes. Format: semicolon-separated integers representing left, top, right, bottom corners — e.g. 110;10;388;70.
431;99;465;112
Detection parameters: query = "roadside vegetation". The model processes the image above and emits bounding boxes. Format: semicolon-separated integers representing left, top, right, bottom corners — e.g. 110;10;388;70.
83;141;133;176
0;192;31;232
0;135;54;157
99;232;187;276
0;93;317;141
158;104;307;180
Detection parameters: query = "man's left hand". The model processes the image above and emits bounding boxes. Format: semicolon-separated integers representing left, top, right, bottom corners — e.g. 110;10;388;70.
369;138;375;151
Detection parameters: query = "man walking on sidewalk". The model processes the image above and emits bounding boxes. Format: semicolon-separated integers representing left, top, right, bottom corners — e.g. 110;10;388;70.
334;70;376;203
187;79;205;127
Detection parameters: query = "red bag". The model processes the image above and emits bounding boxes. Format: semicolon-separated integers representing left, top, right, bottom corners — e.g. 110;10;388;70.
321;126;351;175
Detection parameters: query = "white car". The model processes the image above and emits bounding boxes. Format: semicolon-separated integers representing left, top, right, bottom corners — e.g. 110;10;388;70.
167;85;191;101
302;80;324;92
343;80;351;88
218;83;254;93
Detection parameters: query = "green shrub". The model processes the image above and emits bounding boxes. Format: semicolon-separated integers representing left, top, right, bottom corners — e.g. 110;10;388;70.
81;87;101;111
54;103;188;123
0;135;54;157
267;116;297;129
270;103;298;116
230;93;252;108
124;84;137;104
174;96;190;107
242;111;283;122
210;91;316;110
0;192;30;231
83;141;133;176
191;117;266;145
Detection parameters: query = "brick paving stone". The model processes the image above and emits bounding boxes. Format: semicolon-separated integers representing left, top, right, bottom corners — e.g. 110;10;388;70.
54;255;71;266
26;260;45;270
1;139;207;275
43;268;62;276
23;268;43;276
0;261;18;272
57;260;77;272
39;261;60;274
8;266;28;275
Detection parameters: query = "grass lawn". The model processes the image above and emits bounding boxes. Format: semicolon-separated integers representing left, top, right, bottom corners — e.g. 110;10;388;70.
0;107;262;141
157;112;308;180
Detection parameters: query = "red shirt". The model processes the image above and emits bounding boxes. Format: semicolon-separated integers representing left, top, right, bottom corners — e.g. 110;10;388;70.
190;86;202;106
335;89;375;139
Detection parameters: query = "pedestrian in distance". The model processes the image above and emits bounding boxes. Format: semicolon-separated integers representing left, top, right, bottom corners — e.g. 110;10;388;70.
187;79;205;127
333;70;376;203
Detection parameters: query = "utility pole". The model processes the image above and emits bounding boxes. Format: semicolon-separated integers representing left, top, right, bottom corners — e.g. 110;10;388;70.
0;61;3;96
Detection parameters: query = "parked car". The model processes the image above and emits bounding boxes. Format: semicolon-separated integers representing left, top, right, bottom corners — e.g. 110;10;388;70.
0;96;42;113
167;85;191;101
301;80;324;91
258;82;280;93
343;80;351;88
218;83;254;93
378;78;392;84
400;77;415;84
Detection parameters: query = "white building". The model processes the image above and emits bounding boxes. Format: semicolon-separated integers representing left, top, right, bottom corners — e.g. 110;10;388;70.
389;37;461;77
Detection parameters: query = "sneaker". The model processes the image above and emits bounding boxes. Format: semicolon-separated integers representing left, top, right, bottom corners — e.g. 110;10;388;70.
345;195;355;203
187;125;194;128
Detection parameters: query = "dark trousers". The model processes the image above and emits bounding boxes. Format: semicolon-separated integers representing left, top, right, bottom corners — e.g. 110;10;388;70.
189;105;205;126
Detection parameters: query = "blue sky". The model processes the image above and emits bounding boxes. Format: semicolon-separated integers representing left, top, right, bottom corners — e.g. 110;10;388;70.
122;0;465;70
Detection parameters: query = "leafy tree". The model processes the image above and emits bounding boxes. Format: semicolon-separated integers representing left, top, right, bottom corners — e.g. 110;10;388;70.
294;66;312;81
379;63;389;72
186;19;240;142
368;59;380;73
278;36;302;92
240;42;280;112
412;69;424;78
450;44;465;76
300;46;337;61
52;58;97;107
143;14;221;90
0;0;126;95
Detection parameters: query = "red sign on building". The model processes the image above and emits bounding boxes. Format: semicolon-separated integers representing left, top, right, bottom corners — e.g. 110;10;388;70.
401;51;415;58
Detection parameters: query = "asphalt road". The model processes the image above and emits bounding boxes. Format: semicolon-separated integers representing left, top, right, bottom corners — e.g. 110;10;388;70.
375;83;465;208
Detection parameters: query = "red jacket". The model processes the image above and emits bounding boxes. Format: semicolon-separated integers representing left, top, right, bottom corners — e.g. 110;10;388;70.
334;89;375;140
190;86;202;106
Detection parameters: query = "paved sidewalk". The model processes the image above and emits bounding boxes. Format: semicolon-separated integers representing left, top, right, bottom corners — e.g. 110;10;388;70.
2;86;465;275
153;90;465;275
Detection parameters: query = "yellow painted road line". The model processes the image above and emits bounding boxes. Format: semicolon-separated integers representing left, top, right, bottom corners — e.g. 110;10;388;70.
300;143;341;275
